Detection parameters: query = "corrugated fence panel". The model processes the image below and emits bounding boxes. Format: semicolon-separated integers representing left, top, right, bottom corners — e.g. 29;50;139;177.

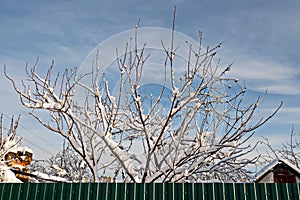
0;183;299;200
288;183;300;200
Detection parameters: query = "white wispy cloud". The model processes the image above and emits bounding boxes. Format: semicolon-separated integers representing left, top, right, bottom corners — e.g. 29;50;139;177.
228;58;300;95
1;0;299;159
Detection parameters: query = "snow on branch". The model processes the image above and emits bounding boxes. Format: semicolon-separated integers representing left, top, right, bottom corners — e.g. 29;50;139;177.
4;10;282;183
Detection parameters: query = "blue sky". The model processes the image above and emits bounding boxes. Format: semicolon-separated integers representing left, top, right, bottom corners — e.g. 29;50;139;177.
0;0;299;160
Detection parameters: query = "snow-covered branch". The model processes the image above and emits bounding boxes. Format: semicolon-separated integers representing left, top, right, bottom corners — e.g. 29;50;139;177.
5;12;281;183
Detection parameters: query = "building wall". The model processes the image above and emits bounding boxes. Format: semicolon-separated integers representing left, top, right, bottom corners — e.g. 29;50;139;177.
257;163;300;183
259;171;274;183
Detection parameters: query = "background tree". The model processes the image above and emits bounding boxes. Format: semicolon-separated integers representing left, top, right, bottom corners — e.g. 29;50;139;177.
0;114;69;183
31;141;92;182
0;114;21;159
0;114;23;182
259;127;299;168
4;13;282;182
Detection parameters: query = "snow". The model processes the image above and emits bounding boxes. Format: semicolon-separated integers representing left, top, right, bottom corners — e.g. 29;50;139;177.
104;135;141;182
49;87;54;93
172;86;179;96
9;146;33;154
34;102;43;107
120;69;125;75
223;141;237;147
54;102;63;109
254;158;300;181
32;171;70;182
2;43;265;183
51;164;67;176
0;163;22;183
24;102;32;107
80;160;86;169
1;134;20;153
105;81;116;104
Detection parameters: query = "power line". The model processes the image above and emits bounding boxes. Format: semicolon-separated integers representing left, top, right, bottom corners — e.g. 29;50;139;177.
0;92;62;150
1;123;54;157
21;137;54;156
0;109;62;158
1;112;62;152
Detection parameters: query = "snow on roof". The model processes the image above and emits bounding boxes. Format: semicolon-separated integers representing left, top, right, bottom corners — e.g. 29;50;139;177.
18;146;33;154
254;158;300;181
8;146;33;154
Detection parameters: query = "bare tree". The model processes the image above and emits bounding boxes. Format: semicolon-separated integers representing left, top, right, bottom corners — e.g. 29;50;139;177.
31;141;92;182
0;114;21;160
4;12;282;182
280;127;300;168
259;127;299;169
0;114;23;182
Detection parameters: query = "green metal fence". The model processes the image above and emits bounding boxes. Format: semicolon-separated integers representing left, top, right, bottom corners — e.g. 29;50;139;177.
0;183;299;200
